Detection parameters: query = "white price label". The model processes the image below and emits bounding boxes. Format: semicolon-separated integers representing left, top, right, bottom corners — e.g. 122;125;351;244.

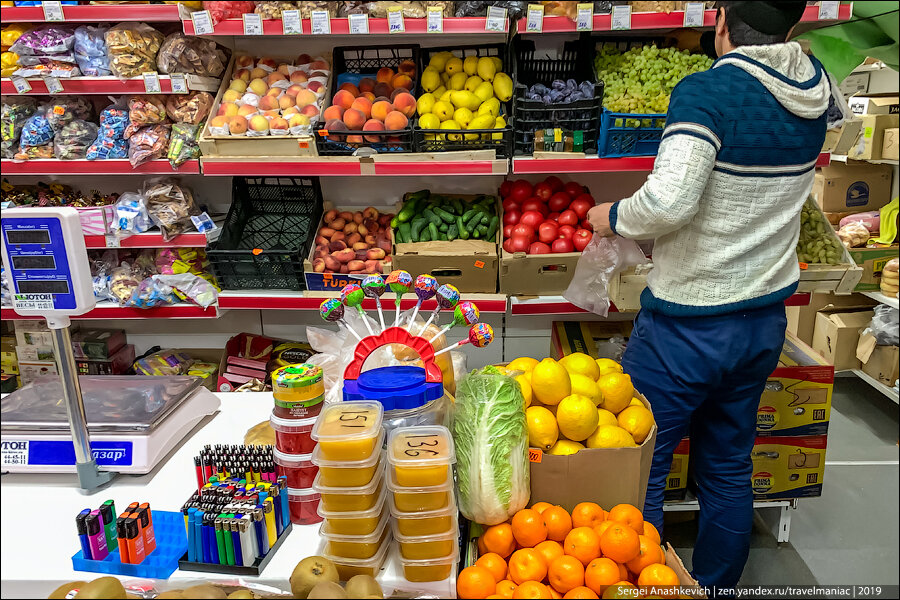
43;76;63;94
142;71;162;94
349;12;370;34
387;6;405;33
427;5;443;32
526;4;544;32
42;1;64;21
191;10;214;35
485;5;507;31
310;10;331;34
683;2;705;27
818;1;839;20
170;73;188;94
1;442;28;467
576;3;593;31
282;9;302;34
610;4;631;30
105;235;120;248
11;77;32;94
242;13;263;35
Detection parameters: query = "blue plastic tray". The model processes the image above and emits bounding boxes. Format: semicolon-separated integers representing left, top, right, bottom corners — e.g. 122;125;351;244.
71;510;187;579
598;109;666;158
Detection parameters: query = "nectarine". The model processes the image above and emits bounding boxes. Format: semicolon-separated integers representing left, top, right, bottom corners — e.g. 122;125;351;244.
339;82;360;97
384;110;408;131
343;108;366;130
350;97;372;119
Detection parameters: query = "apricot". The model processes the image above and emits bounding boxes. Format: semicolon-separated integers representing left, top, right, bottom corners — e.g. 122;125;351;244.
257;95;279;111
363;119;385;142
332;89;356;110
376;67;395;83
362;92;376;103
290;71;308;84
339;82;360;96
266;72;286;86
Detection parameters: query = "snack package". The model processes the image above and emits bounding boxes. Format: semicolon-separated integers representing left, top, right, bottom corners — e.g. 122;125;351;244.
839;211;880;233
1;23;30;48
424;1;454;16
365;1;426;18
336;1;367;16
202;0;256;24
167;122;201;168
15;143;54;160
127;276;178;308
45;96;94;131
10;25;76;56
143;180;201;241
836;221;870;248
134;349;195;376
157;33;225;78
1;51;19;78
53;119;98;160
15;51;76;66
1;97;36;158
86;105;129;160
108;265;142;304
18;107;54;148
165;91;213;125
255;1;297;18
105;22;165;79
112;191;153;236
125;94;167;137
127;123;171;167
73;24;110;76
12;58;80;78
455;0;527;18
295;1;338;18
156;273;218;308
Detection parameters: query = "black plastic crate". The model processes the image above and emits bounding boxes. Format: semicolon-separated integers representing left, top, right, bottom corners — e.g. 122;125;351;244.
207;177;323;291
414;43;513;157
315;44;420;156
512;36;604;156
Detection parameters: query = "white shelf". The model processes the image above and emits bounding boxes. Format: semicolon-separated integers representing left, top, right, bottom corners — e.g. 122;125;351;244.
830;154;899;167
861;290;899;310
838;369;900;404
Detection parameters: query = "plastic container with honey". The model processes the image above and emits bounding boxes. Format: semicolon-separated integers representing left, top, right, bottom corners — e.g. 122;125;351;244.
270;412;317;455
320;510;391;560
320;532;391;580
318;485;388;536
272;363;325;419
387;425;455;488
392;520;458;561
287;487;323;525
390;495;458;537
311;429;385;488
311;400;384;462
396;544;459;583
386;466;454;513
274;449;318;489
313;468;385;513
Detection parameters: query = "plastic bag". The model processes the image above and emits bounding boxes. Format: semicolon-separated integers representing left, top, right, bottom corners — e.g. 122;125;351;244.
202;0;256;24
111;191;152;236
143;180;201;241
836;221;870;248
105;23;164;79
108;265;142;304
1;23;30;48
86;104;129;160
10;25;75;56
862;304;899;347
156;273;218;308
255;1;297;18
45;96;94;131
165;91;213;125
295;1;338;18
15;51;76;66
364;1;426;18
157;33;225;78
167;122;201;167
18;106;54;148
1;97;36;149
53;119;97;159
126;275;177;308
839;211;880;233
1;51;19;78
12;58;79;78
563;234;649;317
455;0;527;18
134;349;196;376
126;95;167;133
73;24;110;76
127;123;171;167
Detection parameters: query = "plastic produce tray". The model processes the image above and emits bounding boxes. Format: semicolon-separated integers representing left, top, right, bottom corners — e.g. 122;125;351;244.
70;510;186;579
598;109;666;157
178;523;292;576
207;177;323;290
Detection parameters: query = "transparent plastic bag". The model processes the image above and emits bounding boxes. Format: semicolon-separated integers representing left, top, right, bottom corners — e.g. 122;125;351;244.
862;304;899;347
155;273;218;308
53;119;98;160
105;22;164;79
143;179;201;241
10;25;76;56
127;123;171;167
156;32;225;78
74;24;110;76
563;234;648;317
111;191;153;237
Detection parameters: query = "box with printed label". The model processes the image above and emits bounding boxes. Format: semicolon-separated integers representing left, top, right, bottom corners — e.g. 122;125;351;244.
847;93;899;116
751;435;827;500
15;345;55;363
18;360;59;385
857;333;900;388
74;344;135;376
883;128;899;161
14;329;53;348
812;162;893;213
758;332;834;437
70;328;127;360
812;309;874;371
549;320;633;360
665;438;689;501
1;336;18;376
849;114;900;161
848;246;900;291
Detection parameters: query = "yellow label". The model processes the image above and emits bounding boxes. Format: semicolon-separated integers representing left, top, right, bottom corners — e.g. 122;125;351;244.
864;126;873;138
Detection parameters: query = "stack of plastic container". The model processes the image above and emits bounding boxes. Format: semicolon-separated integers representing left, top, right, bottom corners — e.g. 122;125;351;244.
312;401;391;580
268;364;324;525
386;425;459;583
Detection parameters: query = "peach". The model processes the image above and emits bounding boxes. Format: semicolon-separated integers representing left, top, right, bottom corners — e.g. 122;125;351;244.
398;59;416;77
328;240;347;252
289;113;310;128
332;231;346;242
250;67;268;80
290;71;308;84
229;115;249;134
346;232;362;246
346;135;363;145
209;115;228;129
358;78;376;94
367;247;386;260
296;53;312;65
262;109;281;118
248;78;268;96
373;82;392;99
228;78;247;92
282;106;301;118
310;71;328;79
235;55;255;69
339;82;360;96
249;115;270;132
391;73;412;91
324;119;347;141
300;104;320;119
234;68;251;82
279;95;296;110
350;97;372;119
364;260;380;273
384;110;408;131
266;72;286;86
376;67;395;83
309;59;329;71
343;108;366;130
294;89;317;108
332;89;356;110
347;260;365;272
277;63;291;76
265;87;282;97
270;117;289;131
224;88;243;103
332;248;355;263
392;92;416;118
389;87;405;102
339;211;353;221
307;80;325;95
362;92;376;103
285;84;304;98
362;119;385;142
371;100;392;122
374;96;391;104
238;104;259;117
313;258;326;272
323;105;345;121
217;102;239;117
352;241;368;251
258;57;278;71
257;95;279;111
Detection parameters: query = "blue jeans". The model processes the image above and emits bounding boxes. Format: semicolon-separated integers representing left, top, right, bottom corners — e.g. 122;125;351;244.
622;302;786;589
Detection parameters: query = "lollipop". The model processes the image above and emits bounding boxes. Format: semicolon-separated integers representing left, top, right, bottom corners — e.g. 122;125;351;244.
386;269;412;327
340;283;375;337
416;283;460;337
429;300;480;343
407;274;438;328
319;298;362;341
434;323;494;357
361;274;387;332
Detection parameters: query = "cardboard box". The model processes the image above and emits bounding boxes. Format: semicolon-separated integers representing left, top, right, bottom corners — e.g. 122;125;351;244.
786;292;876;347
857;333;900;387
847;93;899;116
1;336;18;376
18;360;59;385
549;320;633;360
849;114;900;161
70;328;126;360
15;345;55;362
758;332;834;436
665;438;689;501
393;238;498;293
813;162;893;212
812;309;874;371
74;344;135;376
751;435;827;500
217;332;278;392
882;127;899;161
500;249;580;296
848;245;900;291
821;119;862;155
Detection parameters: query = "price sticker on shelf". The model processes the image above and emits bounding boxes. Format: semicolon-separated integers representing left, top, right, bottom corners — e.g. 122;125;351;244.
42;1;64;21
427;5;443;32
474;260;485;269
282;9;302;34
169;73;188;94
105;235;120;248
818;0;839;20
12;77;32;95
191;10;214;35
387;6;405;33
611;4;631;30
683;2;705;27
310;10;331;34
43;76;63;94
576;3;593;31
142;71;162;94
528;448;543;463
242;13;263;35
349;12;370;34
526;4;544;32
485;5;507;32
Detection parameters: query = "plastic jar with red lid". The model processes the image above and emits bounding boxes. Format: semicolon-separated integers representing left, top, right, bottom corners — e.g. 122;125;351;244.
274;449;318;489
272;363;325;419
287;488;323;525
270;412;317;455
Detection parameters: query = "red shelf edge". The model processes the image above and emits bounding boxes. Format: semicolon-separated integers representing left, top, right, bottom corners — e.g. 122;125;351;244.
1;305;217;320
218;295;508;313
1;76;185;95
0;159;199;175
0;4;182;23
199;160;362;176
182;16;505;36
83;233;207;249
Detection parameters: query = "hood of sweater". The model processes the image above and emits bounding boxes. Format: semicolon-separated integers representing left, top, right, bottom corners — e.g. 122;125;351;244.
713;42;830;119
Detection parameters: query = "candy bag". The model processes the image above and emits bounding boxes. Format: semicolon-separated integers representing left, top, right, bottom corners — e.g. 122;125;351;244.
18;106;54;148
105;22;164;79
165;91;213;125
53;119;98;159
86;104;129;160
74;24;110;76
167;122;201;168
127;123;171;167
143;180;201;241
10;25;76;56
45;96;94;131
112;191;153;236
157;33;225;78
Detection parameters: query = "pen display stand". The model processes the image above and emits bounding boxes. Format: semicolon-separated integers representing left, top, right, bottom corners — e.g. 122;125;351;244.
71;510;187;579
178;523;292;576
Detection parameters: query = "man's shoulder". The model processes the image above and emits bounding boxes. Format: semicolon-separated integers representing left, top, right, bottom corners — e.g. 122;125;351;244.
673;64;753;95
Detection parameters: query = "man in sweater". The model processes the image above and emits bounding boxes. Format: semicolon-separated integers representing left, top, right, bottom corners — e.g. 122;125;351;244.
587;0;829;589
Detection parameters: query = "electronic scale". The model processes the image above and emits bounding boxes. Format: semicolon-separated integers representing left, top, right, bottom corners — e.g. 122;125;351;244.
1;207;220;487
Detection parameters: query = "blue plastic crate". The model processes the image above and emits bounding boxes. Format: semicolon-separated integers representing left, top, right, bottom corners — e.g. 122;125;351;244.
598;109;667;158
71;510;187;579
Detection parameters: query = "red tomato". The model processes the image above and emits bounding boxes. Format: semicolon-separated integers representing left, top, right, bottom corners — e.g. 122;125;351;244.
521;200;548;216
502;197;519;213
519;210;544;229
572;228;592;251
510;180;533;204
534;182;553;201
510;235;531;253
548;192;571;213
558;225;576;239
529;241;551;255
503;210;521;226
512;223;536;242
538;221;559;244
581;218;592;230
558;209;579;226
503;224;514;239
503;238;514;253
552;237;575;253
544;175;563;193
547;211;560;221
563;181;584;198
499;180;513;197
570;194;595;219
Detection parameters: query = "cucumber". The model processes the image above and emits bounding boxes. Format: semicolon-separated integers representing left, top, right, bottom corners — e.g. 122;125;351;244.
420;228;431;242
447;224;458;240
472;229;481;239
398;222;412;244
410;217;427;242
428;222;439;242
450;197;464;215
423;208;442;227
477;223;489;235
485;215;499;241
456;216;470;240
461;208;477;223
439;232;448;241
434;206;456;224
439;222;449;233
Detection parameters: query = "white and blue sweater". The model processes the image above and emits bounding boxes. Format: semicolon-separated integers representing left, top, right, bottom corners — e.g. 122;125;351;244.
610;43;830;316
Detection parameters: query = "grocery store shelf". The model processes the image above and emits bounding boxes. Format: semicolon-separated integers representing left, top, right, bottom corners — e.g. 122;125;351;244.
0;159;200;175
513;152;831;174
1;303;218;321
183;16;507;35
0;3;182;23
83;232;209;249
509;292;811;315
861;290;899;310
217;290;509;313
0;75;219;95
200;156;508;176
837;369;899;404
831;154;899;167
665;494;798;542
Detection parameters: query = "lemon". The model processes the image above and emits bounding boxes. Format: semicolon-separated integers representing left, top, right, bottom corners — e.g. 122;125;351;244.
597;408;618;428
490;57;503;72
523;370;532;385
569;373;602;405
597;372;634;414
630;398;644;407
556;394;600;442
428;52;452;72
478;97;500;118
440;89;453;103
616;405;654;443
548;439;584;456
445;56;463;75
492;115;506;140
531;358;571;406
516;374;533;408
449;71;468;91
560;352;601;380
596;358;623;377
453;107;474;128
440;119;462;141
421;68;441;93
416;93;436;116
477;56;497;82
586;425;637;449
507;357;539;373
526;406;558;451
419;113;441;130
463;55;479;76
432;100;454;121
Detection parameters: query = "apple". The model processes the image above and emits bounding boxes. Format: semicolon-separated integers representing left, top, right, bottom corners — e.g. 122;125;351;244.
564;181;584;197
551;238;574;253
548;192;571;213
572;228;592;251
558;225;576;239
570;194;595;219
538;221;559;244
529;241;551;254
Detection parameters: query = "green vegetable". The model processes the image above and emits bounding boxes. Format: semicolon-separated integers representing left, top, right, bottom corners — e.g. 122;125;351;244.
447;224;458;240
434;207;456;223
439;222;449;233
485;215;499;241
423;208;442;227
457;216;469;240
428;221;439;241
420;227;431;242
410;217;427;242
398;222;412;244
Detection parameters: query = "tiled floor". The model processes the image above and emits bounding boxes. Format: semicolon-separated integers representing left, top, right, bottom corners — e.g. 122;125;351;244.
665;377;899;585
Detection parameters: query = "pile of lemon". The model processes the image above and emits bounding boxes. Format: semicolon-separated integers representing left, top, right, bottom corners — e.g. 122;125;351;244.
506;353;655;456
417;51;513;142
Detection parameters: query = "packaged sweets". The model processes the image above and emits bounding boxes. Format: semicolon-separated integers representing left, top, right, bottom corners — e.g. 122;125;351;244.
45;96;94;131
127;123;171;167
53;119;98;160
10;25;76;56
255;1;297;18
156;33;225;78
202;0;256;25
143;180;201;241
74;25;110;76
167;122;201;168
165;91;213;125
86;105;129;160
105;23;165;79
18;108;54;148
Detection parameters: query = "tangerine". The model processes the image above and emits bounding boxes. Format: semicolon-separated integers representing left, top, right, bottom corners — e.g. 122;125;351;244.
513;581;552;599
563;527;601;566
625;535;662;575
600;582;637;599
607;504;644;536
484;522;517;558
496;580;518;598
598;523;640;564
508;548;549;585
531;501;554;514
548;555;585;594
571;502;606;528
637;564;679;587
584;558;620;597
477;552;509;583
512;509;549;548
592;521;613;541
549;587;563;599
563;587;600;599
642;521;661;545
478;534;489;556
544;506;574;543
535;540;565;566
458;565;498;599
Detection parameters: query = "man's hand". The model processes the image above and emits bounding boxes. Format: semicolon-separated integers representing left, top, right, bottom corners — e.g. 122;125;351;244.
588;203;616;237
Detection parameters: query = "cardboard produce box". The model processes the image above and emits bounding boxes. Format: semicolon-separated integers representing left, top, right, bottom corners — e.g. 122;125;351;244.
849;114;900;161
812;308;875;371
500;249;580;296
857;333;899;387
751;434;827;500
665;437;689;501
758;332;834;437
848;245;900;291
813;162;893;213
549;320;633;360
847;93;899;116
883;128;899;161
786;292;875;347
393;238;498;293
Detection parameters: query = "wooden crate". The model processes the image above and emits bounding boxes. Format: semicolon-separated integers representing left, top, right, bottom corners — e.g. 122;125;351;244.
797;199;862;294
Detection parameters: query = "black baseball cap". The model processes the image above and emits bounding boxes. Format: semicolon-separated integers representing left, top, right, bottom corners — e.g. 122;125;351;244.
722;1;807;36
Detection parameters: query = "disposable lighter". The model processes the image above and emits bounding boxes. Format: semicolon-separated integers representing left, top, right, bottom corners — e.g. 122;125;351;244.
99;501;118;552
116;514;131;564
76;509;93;560
124;515;145;564
86;510;109;561
137;503;156;554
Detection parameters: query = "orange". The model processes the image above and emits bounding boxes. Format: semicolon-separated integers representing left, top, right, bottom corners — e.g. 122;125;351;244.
592;521;613;541
642;521;661;545
484;522;517;558
513;581;552;599
617;563;629;582
600;582;636;599
488;595;505;599
625;535;662;575
563;527;601;566
531;501;554;514
512;509;549;548
571;502;606;528
606;504;644;536
549;587;562;599
477;552;509;583
598;522;640;564
637;563;679;587
548;555;585;594
563;587;599;599
458;565;498;599
508;548;549;585
478;534;489;556
497;580;518;598
543;506;574;543
584;558;620;596
535;540;565;566
658;544;667;565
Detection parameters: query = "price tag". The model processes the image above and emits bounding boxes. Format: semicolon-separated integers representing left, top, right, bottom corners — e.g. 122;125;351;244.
310;10;331;34
282;9;302;34
387;6;405;33
474;260;485;269
169;73;188;94
42;1;64;21
242;13;263;35
526;4;544;32
426;5;443;32
528;448;543;463
611;4;631;30
683;2;705;27
818;0;839;20
485;5;507;32
142;71;162;94
191;10;214;35
11;77;32;94
349;12;370;34
576;3;593;30
43;76;63;94
105;235;120;248
798;262;808;270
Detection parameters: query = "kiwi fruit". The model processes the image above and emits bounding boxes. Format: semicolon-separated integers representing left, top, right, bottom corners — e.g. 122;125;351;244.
181;584;227;599
290;556;340;599
155;592;186;599
344;575;382;599
226;590;255;599
307;582;346;599
73;577;127;599
48;581;88;599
